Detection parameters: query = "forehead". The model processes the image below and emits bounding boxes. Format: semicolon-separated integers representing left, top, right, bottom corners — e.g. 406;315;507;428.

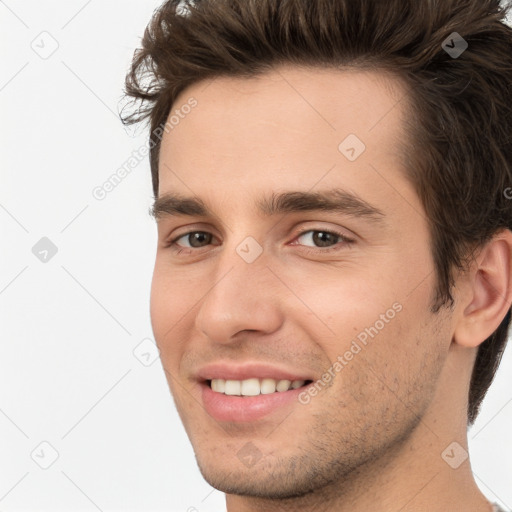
158;65;411;205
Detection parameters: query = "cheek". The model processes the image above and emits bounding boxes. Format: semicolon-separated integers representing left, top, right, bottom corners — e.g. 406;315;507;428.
289;269;402;354
149;262;197;360
291;265;436;389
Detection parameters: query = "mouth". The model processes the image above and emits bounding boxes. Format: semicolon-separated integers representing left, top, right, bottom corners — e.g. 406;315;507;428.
195;362;316;422
198;377;315;423
206;378;314;396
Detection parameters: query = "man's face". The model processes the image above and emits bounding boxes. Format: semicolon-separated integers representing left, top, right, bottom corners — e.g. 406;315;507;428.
150;66;454;498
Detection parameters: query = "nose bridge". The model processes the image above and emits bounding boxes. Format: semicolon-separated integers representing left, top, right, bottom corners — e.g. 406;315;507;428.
194;239;283;342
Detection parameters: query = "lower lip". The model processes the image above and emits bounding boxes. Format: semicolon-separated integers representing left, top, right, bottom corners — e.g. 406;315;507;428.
200;382;309;422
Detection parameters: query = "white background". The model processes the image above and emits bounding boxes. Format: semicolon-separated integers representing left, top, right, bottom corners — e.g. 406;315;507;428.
0;1;511;511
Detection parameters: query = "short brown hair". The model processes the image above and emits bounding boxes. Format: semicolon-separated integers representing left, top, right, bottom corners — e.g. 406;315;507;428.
121;0;512;424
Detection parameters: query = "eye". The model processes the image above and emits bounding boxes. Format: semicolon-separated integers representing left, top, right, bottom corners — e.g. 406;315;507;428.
171;231;215;249
165;228;354;255
292;229;355;251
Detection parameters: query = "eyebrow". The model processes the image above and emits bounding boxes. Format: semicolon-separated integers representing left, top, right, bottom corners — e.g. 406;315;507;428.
150;189;386;225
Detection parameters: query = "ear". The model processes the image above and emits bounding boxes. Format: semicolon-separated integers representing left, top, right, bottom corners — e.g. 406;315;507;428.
453;229;512;348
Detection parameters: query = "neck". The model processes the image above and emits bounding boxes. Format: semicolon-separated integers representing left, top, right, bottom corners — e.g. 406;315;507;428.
226;345;490;512
226;345;492;512
226;423;491;512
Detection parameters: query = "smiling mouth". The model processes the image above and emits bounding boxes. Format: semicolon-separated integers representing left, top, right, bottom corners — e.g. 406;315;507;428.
206;378;314;396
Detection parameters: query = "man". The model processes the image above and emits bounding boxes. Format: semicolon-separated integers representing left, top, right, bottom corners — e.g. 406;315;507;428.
121;0;512;510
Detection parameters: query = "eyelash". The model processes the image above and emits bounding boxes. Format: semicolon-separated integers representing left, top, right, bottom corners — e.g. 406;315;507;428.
292;229;355;255
165;228;355;255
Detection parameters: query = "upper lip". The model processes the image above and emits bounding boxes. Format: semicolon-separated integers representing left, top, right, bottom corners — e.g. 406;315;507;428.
196;361;313;382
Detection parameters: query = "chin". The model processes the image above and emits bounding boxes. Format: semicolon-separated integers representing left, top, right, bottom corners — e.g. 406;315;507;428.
193;449;342;500
198;466;316;499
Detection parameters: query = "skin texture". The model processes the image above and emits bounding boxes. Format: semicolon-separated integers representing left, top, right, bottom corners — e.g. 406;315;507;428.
149;65;512;511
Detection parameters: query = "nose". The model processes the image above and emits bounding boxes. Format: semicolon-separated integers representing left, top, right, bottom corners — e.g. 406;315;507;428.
194;247;284;344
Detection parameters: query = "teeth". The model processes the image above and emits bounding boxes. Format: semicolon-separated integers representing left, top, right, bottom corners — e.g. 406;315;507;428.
210;378;306;396
240;378;260;396
276;379;291;392
224;380;241;396
211;379;225;393
260;378;276;394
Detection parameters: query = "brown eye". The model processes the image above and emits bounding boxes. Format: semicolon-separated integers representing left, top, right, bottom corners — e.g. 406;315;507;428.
175;231;213;248
296;230;347;248
312;231;339;247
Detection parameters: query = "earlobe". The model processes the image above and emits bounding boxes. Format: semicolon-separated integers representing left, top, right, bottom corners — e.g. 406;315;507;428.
453;229;512;348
